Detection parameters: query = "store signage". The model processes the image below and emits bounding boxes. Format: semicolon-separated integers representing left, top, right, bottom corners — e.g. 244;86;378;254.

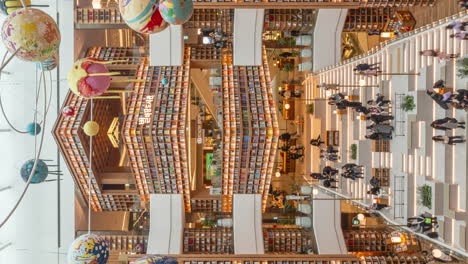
138;95;154;125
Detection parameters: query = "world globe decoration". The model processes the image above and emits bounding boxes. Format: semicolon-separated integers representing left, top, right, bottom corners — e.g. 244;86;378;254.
133;255;178;264
20;159;48;183
68;58;113;98
83;121;100;136
0;0;48;16
67;234;109;264
38;53;58;71
161;78;168;85
26;122;41;135
119;0;168;34
159;0;193;25
1;8;60;62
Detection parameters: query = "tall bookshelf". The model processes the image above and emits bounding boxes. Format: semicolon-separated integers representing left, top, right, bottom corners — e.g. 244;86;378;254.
344;8;394;32
122;48;192;211
264;9;314;33
183;228;234;254
263;228;312;254
221;49;279;212
54;94;141;212
186;9;234;35
191;198;223;212
103;235;147;254
343;229;421;253
85;46;148;65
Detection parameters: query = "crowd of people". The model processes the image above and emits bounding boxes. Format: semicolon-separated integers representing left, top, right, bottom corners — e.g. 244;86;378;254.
427;80;468;111
279;132;304;160
446;19;468;40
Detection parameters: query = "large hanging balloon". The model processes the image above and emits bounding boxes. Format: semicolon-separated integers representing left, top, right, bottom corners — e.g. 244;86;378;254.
119;0;168;34
133;255;178;264
159;0;193;25
0;0;48;16
20;159;48;183
1;8;60;62
67;234;109;264
67;58;116;98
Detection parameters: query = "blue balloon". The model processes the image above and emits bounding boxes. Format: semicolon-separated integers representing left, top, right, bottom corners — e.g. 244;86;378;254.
26;122;41;135
20;159;48;183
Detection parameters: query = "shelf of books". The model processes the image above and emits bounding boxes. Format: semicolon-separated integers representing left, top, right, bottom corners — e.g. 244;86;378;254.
263;228;312;254
264;9;314;33
53;94;141;211
191;0;433;8
75;8;128;29
122;48;192;211
359;256;428;264
343;229;421;253
186;9;234;35
126;254;360;264
344;8;394;32
183;228;234;254
103;235;147;254
221;49;279;212
191;198;223;212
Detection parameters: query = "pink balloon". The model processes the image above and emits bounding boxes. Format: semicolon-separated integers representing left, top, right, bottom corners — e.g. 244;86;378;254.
84;63;111;95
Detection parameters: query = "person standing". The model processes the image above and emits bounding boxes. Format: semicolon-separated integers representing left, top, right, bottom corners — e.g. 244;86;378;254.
310;134;324;147
367;114;394;124
353;63;380;72
431;118;465;130
323;166;339;177
367;123;394;134
365;132;393;140
432;135;466;145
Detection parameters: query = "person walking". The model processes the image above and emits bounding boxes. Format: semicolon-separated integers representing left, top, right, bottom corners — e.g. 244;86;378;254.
353;63;380;72
446;20;468;32
432;135;466;145
367;123;394;134
426;89;449;110
450;32;468;40
367;114;394;124
433;79;445;89
369;177;380;187
367;186;381;196
365;132;393;140
342;163;362;170
323;166;339;177
323;178;338;189
310;135;324;147
354;105;370;114
431;118;465;130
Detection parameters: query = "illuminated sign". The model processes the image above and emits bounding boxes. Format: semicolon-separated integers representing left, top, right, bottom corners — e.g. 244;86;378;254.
138;95;154;125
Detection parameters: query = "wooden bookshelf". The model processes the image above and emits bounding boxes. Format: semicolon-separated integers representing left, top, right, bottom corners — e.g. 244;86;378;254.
53;94;141;212
264;9;314;32
75;8;127;29
344;229;421;253
125;254;361;264
384;11;416;33
103;235;147;254
344;8;394;32
186;9;234;35
372;140;390;152
371;168;390;187
191;198;223;212
183;228;234;254
221;49;279;212
263;228;312;253
190;45;222;60
122;48;192;211
360;256;428;264
86;46;148;64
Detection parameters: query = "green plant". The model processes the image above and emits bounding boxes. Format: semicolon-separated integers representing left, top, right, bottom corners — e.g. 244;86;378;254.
350;144;357;160
457;58;468;78
283;63;295;72
278;37;296;47
278;218;295;225
202;219;216;228
418;185;432;209
307;103;314;115
401;95;416;112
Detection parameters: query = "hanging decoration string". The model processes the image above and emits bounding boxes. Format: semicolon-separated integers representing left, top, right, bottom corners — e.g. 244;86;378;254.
88;99;94;234
0;68;48;229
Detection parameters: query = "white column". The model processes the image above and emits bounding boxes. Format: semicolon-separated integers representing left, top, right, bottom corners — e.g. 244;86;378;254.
233;9;264;66
149;25;183;66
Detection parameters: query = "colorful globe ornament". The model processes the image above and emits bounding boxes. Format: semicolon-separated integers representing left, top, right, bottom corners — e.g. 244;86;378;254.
1;8;60;62
62;106;75;117
133;255;178;264
67;58;116;98
20;159;48;183
159;0;193;25
161;78;168;85
67;234;109;264
38;53;58;71
83;121;99;136
26;122;41;135
0;0;47;16
119;0;168;34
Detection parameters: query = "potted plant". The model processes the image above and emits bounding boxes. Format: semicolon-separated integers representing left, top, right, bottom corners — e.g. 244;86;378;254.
401;95;416;112
418;185;432;209
457;57;468;78
283;63;295;72
350;144;357;160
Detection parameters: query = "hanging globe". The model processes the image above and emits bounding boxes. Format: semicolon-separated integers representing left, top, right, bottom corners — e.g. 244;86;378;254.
38;53;58;71
159;0;193;25
119;0;168;34
1;8;60;62
68;58;113;98
0;0;47;16
133;255;178;264
20;159;48;183
161;78;168;85
67;234;109;264
83;121;99;136
62;105;76;117
26;122;41;135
